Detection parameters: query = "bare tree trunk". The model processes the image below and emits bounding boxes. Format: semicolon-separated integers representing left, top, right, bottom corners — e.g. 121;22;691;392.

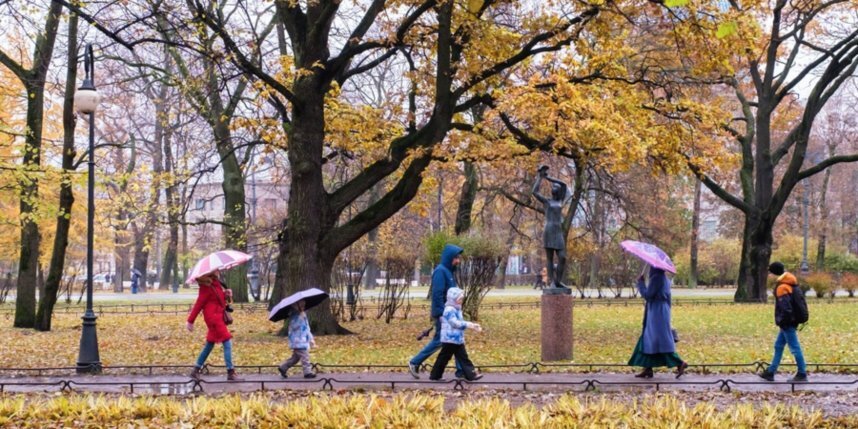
36;13;78;331
454;161;478;235
689;179;702;288
160;118;179;290
816;144;835;270
588;176;603;295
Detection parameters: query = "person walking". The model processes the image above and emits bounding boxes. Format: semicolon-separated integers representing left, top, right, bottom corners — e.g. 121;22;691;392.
534;267;548;289
628;265;688;378
277;299;317;379
408;244;465;379
429;287;483;381
187;271;241;381
759;262;808;382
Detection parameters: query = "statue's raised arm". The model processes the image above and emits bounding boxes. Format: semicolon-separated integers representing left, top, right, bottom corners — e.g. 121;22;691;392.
531;166;549;204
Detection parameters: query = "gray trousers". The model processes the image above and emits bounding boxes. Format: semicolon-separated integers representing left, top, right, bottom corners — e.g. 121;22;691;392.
279;349;312;375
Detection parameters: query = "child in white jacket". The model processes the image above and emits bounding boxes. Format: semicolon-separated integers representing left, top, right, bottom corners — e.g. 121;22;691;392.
429;287;483;381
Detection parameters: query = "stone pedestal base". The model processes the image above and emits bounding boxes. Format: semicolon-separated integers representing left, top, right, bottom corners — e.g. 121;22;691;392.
541;290;573;361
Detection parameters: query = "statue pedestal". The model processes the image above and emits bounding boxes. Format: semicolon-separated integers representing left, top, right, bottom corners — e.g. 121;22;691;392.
541;288;573;361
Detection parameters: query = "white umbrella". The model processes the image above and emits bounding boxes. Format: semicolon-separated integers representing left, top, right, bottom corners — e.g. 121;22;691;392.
269;288;329;322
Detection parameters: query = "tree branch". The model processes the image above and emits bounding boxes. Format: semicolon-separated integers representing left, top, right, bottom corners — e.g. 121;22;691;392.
685;158;754;214
797;154;858;180
189;0;298;105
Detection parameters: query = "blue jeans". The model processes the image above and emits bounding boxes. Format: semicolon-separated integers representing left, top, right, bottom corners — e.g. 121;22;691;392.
195;340;234;370
410;319;462;373
767;327;806;374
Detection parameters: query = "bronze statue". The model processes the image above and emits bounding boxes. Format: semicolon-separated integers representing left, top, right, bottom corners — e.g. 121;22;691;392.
532;165;570;289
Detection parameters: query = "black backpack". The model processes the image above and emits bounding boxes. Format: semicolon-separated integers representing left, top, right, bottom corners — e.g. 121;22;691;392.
791;284;810;324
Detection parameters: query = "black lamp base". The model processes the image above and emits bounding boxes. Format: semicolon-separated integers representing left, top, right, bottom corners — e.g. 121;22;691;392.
76;310;101;374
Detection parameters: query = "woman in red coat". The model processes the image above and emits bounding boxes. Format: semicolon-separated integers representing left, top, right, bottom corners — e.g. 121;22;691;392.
187;271;240;380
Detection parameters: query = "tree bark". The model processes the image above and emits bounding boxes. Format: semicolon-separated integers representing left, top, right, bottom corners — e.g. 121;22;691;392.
111;139;136;293
216;119;248;302
688;179;702;288
454;161;478;235
11;3;64;328
36;12;78;331
160;121;179;290
588;175;603;294
815;144;834;270
734;216;754;301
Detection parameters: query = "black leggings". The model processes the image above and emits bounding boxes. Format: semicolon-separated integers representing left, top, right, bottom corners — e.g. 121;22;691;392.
430;343;477;380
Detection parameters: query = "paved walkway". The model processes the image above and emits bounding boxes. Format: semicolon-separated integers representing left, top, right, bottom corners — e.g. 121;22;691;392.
1;372;855;395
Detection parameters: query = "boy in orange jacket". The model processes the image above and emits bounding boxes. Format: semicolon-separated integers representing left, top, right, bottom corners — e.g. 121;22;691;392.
758;262;808;382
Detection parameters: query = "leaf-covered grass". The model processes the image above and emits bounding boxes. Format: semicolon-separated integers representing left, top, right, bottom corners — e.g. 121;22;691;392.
1;302;857;371
0;392;853;427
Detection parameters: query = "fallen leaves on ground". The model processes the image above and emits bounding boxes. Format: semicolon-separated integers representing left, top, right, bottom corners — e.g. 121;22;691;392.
0;303;857;372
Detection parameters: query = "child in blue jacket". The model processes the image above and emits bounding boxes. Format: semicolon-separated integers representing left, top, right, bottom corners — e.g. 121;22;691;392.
429;287;483;381
277;300;317;378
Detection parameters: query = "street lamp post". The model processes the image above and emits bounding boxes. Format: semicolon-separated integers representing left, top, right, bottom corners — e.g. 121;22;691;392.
75;44;102;374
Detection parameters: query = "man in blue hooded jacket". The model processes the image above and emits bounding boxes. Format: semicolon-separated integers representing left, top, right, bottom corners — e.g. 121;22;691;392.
408;244;465;379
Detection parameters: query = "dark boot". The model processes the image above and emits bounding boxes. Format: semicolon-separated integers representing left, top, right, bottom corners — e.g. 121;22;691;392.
758;370;775;381
226;369;243;381
189;366;201;380
675;361;688;379
635;367;654;378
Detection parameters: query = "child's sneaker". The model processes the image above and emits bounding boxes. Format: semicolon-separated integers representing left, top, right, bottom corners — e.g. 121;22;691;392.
304;373;317;379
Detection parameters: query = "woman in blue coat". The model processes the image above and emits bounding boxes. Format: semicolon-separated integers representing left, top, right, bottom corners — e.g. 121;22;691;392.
628;266;688;378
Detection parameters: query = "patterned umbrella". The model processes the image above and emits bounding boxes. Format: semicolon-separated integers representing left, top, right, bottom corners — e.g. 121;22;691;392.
186;250;252;284
619;240;677;274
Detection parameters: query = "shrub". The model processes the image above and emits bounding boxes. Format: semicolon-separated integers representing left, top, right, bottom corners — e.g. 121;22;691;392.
673;238;741;287
422;230;505;321
802;272;833;298
824;252;858;273
841;273;858;298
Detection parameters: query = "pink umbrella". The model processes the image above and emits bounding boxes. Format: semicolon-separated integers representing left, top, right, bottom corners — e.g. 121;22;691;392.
619;240;676;274
186;250;252;284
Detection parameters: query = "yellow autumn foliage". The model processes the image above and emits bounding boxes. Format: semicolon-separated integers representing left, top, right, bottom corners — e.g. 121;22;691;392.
0;393;851;427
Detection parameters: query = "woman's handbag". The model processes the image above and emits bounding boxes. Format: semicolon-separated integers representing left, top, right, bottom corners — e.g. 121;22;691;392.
216;288;234;325
671;328;679;343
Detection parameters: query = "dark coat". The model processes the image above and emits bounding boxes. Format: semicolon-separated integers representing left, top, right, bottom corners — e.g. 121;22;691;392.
774;272;799;328
431;244;464;319
637;268;676;354
188;278;232;343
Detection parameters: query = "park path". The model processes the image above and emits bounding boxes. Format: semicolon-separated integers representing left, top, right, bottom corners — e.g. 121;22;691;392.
1;372;855;395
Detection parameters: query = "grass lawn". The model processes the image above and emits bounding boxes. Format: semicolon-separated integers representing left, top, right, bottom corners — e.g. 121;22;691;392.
0;301;856;371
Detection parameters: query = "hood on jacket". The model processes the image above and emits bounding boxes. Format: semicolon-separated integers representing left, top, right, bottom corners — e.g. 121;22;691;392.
777;272;798;286
446;287;464;308
648;267;665;279
440;244;464;271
